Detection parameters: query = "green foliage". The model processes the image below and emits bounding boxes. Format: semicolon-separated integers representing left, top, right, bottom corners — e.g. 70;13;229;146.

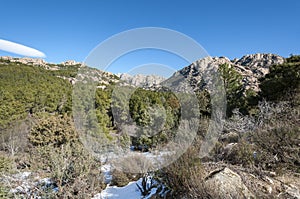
95;88;113;134
0;185;9;198
29;114;78;146
32;142;104;198
259;56;300;102
196;90;211;116
0;63;72;129
128;88;181;148
286;54;300;63
49;64;80;78
0;155;12;173
72;81;114;141
218;63;245;116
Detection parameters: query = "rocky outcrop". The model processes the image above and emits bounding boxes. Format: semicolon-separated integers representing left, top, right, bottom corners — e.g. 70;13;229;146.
205;167;255;198
203;163;300;199
60;60;80;66
0;56;47;66
0;56;81;71
170;53;285;93
234;53;285;91
234;53;285;70
118;73;165;88
0;53;286;92
0;56;119;88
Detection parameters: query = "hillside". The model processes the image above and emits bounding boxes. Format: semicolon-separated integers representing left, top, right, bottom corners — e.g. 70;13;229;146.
0;54;299;198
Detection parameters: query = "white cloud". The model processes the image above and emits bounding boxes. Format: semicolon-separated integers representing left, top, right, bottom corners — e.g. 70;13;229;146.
0;39;46;58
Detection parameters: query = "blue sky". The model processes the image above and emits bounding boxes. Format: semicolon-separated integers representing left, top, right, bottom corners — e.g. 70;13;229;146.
0;0;299;75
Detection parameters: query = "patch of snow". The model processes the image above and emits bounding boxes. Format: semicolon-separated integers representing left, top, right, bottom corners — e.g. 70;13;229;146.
4;171;58;197
92;180;141;199
93;176;162;199
101;164;113;184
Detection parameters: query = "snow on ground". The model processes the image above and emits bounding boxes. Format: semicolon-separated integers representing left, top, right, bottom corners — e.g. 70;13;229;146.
94;150;171;199
92;178;158;199
3;171;58;197
101;164;112;184
92;180;141;199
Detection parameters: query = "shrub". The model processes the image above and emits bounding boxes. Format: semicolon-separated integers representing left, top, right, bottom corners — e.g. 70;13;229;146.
259;59;300;102
31;142;104;198
0;119;31;157
0;185;9;198
29;114;78;147
0;155;12;173
158;146;218;198
218;63;245;116
110;170;131;187
251;101;300;172
0;155;12;198
224;141;254;167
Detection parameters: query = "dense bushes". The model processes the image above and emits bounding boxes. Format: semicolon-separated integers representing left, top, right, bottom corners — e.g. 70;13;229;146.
30;142;104;198
29;114;78;147
28;115;104;198
259;57;300;102
0;63;72;129
251;103;300;172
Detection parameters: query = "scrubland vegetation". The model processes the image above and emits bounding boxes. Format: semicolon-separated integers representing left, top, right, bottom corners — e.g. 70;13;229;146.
0;55;299;198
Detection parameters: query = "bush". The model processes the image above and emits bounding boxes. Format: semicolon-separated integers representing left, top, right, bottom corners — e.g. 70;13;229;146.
158;146;218;198
251;101;300;172
286;54;300;63
0;155;12;173
224;141;254;167
0;119;31;157
31;142;104;198
0;155;12;198
218;63;245;116
259;59;300;102
110;170;131;187
29;114;78;147
0;185;9;198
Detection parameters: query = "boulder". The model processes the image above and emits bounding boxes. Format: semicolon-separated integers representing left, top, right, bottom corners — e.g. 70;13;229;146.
205;167;255;198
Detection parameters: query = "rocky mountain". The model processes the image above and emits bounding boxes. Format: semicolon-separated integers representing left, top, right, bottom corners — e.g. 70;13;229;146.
0;56;119;88
117;73;165;88
171;53;285;92
0;53;285;92
0;56;165;89
0;56;82;70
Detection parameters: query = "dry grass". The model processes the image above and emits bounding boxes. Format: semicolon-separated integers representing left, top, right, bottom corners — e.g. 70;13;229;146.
158;146;220;199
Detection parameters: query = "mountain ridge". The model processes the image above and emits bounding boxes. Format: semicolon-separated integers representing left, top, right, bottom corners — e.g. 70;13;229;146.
0;53;286;92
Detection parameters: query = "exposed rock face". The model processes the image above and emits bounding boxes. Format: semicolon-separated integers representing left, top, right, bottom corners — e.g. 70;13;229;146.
205;167;255;198
118;73;165;88
0;56;81;71
0;56;47;66
61;60;80;66
0;53;285;92
168;56;225;91
75;67;119;88
203;164;300;199
234;54;285;91
234;53;285;69
171;53;285;93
